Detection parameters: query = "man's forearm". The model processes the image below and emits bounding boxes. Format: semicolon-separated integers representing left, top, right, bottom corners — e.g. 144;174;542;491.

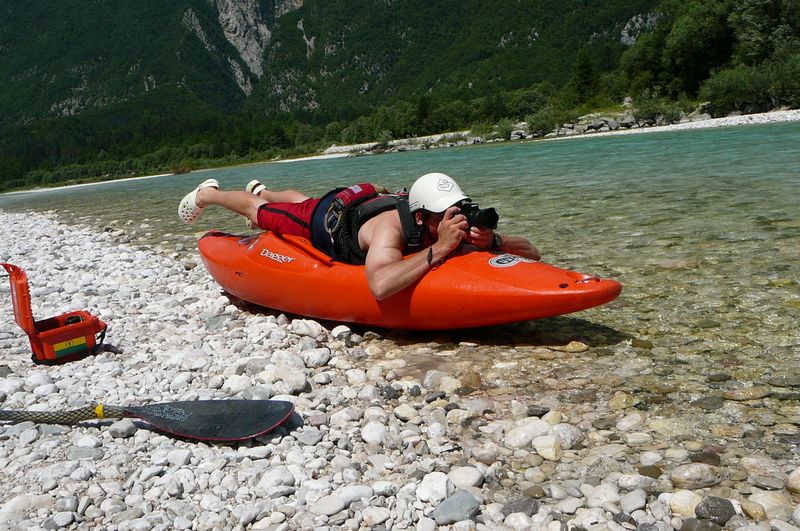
368;242;450;301
497;233;541;261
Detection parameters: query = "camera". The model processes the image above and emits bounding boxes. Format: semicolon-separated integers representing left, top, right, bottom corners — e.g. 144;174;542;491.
455;200;499;230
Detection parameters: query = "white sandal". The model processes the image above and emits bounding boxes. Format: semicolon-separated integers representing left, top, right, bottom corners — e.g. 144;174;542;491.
244;179;267;229
178;178;219;224
246;179;267;195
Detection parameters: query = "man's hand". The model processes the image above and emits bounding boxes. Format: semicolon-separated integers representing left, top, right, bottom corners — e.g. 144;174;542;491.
435;206;468;255
465;226;494;249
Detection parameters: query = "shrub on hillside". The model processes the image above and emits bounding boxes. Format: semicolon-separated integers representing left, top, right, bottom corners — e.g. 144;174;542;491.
633;93;682;125
525;105;575;136
700;55;800;116
493;119;515;140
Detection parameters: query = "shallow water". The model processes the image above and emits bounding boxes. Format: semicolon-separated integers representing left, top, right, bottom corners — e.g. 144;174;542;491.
2;123;799;451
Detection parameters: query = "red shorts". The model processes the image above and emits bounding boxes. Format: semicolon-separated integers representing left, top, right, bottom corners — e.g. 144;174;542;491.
256;198;321;238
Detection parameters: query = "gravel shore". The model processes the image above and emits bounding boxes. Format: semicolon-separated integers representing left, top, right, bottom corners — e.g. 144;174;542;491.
549;109;800;142
1;210;799;530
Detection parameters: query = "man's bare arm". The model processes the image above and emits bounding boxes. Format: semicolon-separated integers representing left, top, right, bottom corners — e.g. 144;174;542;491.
365;208;466;300
466;227;541;260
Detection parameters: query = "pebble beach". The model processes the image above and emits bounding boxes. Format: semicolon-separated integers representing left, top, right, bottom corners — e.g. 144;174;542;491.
1;204;799;531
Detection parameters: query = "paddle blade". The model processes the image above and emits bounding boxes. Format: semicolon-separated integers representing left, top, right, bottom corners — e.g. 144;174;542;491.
124;400;295;442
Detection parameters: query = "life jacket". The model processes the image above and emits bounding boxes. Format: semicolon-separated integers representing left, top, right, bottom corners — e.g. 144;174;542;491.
322;183;423;265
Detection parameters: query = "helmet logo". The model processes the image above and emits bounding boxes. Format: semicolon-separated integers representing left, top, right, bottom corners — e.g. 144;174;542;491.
436;178;454;192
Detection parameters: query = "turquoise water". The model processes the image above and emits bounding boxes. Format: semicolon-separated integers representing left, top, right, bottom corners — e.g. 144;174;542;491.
2;124;799;423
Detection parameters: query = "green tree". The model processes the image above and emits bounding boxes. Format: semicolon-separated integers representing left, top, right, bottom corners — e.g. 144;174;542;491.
661;0;735;95
729;0;800;65
571;49;595;103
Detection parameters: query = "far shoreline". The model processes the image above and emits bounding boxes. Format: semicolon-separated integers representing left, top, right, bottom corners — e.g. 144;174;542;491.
3;108;798;197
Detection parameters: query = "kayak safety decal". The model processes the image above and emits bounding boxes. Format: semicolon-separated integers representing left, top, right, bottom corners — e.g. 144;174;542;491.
260;248;295;264
489;254;535;268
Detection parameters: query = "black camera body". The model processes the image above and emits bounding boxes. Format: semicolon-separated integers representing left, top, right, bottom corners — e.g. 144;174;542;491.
456;200;499;230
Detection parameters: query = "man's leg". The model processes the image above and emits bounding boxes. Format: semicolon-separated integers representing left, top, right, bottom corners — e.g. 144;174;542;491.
258;189;309;203
196;189;266;225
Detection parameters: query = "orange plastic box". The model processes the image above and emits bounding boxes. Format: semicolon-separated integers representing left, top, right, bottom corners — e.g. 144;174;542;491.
2;262;107;365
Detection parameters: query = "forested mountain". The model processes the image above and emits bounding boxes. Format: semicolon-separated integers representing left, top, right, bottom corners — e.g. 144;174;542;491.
1;1;655;124
1;0;798;191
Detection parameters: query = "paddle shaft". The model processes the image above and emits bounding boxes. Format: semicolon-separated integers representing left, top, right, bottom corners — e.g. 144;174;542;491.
0;404;128;425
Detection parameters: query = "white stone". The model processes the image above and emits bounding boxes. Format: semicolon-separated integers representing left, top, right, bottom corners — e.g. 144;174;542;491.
310;495;346;516
257;466;295;490
109;418;137;438
19;428;39;446
345;368;368;385
586;483;621;508
447;467;483;488
616;411;644;431
504;418;551;448
417;472;453;503
300;347;331;368
361;421;387;445
670;490;702;517
550;423;583;449
337;485;373;505
0;494;55;523
362;506;391;526
557;497;584;514
223;374;252;394
621;489;647;513
168;449;193;467
0;378;23;395
75;435;103;448
504;513;533;529
393;403;418;421
533;435;562;461
640;451;663;466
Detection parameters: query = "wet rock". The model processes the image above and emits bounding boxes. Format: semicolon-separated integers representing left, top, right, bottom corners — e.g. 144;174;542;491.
671;463;722;489
786;466;800;493
432;490;480;525
695;496;736;525
609;391;639;410
691;396;725;411
527;405;550;417
690;452;721;466
681;518;722;531
748;490;794;520
501;497;540;518
723;386;772;401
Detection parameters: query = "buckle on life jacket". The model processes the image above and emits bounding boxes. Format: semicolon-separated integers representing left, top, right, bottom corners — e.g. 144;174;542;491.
324;183;387;236
2;262;108;365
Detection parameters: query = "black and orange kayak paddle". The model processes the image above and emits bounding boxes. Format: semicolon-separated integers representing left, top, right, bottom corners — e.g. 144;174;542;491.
0;399;295;442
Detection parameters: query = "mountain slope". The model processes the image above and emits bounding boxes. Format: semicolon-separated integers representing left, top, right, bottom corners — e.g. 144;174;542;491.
253;0;658;118
1;0;657;125
0;1;293;126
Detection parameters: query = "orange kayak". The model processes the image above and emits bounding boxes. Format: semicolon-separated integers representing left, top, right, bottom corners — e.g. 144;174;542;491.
198;231;622;330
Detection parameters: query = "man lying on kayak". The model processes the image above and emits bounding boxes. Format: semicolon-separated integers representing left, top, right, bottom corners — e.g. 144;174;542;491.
179;172;540;300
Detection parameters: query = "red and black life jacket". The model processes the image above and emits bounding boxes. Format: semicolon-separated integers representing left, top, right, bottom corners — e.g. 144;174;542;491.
318;183;423;265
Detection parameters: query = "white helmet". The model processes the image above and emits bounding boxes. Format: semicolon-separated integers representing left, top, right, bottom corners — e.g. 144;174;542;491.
408;173;469;213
